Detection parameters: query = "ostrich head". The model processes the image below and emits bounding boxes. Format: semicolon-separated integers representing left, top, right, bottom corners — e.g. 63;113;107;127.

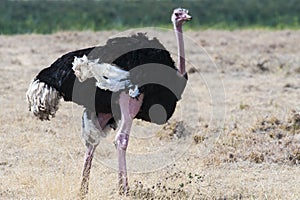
171;8;192;26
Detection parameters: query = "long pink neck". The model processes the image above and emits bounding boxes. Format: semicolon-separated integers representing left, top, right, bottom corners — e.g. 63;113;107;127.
174;23;186;75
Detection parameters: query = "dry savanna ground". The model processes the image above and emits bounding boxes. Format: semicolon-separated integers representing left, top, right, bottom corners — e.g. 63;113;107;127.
0;30;299;199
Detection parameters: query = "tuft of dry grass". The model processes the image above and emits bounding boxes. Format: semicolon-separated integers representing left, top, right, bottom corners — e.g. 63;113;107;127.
205;111;300;167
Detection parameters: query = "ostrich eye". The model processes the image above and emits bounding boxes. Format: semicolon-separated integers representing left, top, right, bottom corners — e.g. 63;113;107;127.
175;13;180;17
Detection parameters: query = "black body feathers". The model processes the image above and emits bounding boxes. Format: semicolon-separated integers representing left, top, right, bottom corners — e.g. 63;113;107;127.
35;33;187;124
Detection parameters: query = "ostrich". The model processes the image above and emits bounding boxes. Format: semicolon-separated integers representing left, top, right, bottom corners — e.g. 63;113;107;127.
26;8;192;196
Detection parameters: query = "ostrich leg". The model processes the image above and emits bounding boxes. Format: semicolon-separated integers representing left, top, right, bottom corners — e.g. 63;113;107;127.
79;110;112;199
80;144;96;198
115;92;143;194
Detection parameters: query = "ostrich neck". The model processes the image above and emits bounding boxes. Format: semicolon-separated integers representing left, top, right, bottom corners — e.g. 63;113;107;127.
174;23;186;75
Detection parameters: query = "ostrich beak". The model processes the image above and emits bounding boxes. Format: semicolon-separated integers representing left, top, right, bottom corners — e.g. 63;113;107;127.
184;14;192;21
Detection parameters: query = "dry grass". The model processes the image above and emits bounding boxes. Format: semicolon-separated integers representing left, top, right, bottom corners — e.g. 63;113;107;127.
1;30;299;199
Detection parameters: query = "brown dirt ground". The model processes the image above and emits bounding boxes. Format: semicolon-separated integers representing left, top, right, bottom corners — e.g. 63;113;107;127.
0;30;299;199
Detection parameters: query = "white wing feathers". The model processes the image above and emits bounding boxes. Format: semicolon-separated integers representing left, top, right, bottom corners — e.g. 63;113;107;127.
72;55;139;97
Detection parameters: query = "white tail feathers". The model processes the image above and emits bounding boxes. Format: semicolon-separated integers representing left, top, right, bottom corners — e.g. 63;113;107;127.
26;79;61;120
